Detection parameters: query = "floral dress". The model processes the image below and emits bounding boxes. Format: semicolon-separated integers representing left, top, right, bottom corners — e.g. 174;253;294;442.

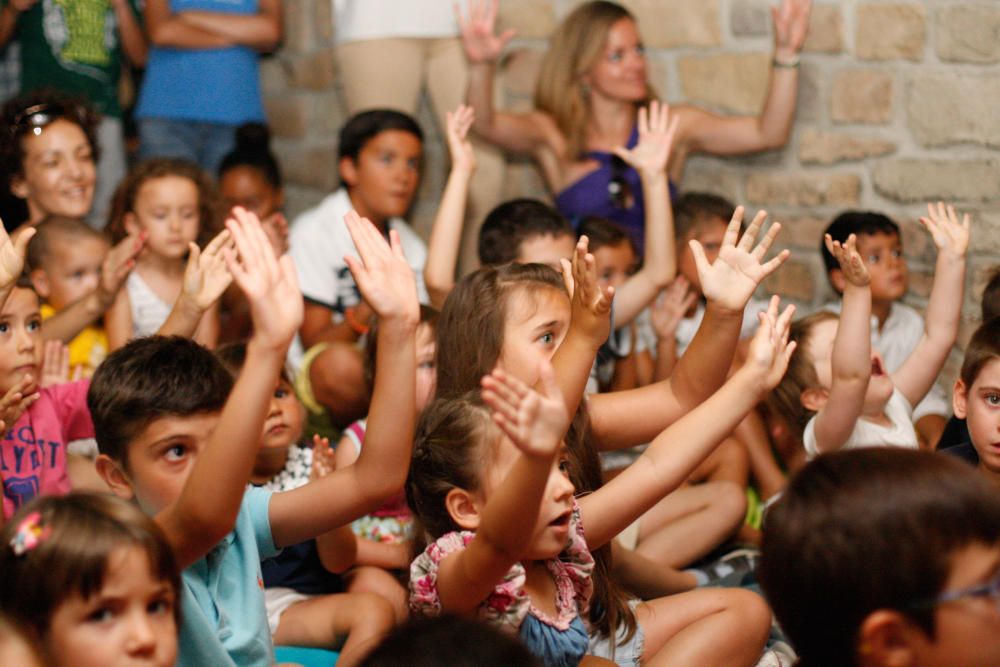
409;501;594;667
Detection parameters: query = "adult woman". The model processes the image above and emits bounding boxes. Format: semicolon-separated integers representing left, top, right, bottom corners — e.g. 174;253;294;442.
459;0;811;250
0;90;99;230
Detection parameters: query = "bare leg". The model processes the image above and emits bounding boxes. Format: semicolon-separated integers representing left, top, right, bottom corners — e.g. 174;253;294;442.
611;541;697;599
637;589;770;667
273;592;394;667
687;437;750;487
345;565;409;623
635;482;746;568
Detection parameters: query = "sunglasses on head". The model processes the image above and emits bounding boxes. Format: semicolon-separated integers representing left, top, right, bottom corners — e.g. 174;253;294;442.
608;154;632;210
11;103;83;137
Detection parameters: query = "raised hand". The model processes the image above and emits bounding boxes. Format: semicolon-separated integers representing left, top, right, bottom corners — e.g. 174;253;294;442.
612;100;679;178
824;233;869;287
223;207;303;350
651;276;697;340
481;361;569;459
456;0;516;64
920;201;971;258
182;229;234;312
446;104;477;174
561;236;614;346
39;340;71;388
343;211;420;324
309;434;337;482
691;206;789;313
772;0;811;58
261;212;290;256
743;295;797;391
0;223;34;291
98;230;146;306
0;375;39;427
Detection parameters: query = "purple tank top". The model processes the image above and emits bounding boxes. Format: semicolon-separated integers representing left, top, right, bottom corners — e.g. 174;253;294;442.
554;125;678;254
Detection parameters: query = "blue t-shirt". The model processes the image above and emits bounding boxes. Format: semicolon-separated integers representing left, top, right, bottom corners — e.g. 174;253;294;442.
135;0;265;124
178;486;277;667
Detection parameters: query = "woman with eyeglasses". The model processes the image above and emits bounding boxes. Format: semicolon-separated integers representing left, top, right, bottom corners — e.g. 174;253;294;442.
458;0;811;252
0;90;99;231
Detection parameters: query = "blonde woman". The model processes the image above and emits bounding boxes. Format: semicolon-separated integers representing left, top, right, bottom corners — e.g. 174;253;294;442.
459;0;811;251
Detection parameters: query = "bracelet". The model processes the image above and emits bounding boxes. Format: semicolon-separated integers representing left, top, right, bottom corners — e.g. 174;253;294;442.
772;54;801;69
344;306;370;336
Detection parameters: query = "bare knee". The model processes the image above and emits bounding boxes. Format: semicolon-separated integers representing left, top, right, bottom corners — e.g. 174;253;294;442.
720;588;771;646
347;566;408;622
711;481;748;534
350;592;396;632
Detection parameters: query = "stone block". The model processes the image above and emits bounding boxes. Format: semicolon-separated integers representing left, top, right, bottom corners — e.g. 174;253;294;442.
797;128;896;164
678;53;771;114
503;159;549;202
274;142;339;192
831;69;893;124
676;158;742;202
264;95;312;138
780;215;829;249
856;3;927;61
313;0;333;44
499;0;556;38
260;56;289;95
745;172;861;207
907;74;1000;149
873;159;1000;203
499;48;545;100
282;0;315;54
288;48;336;90
764;258;817;303
900;217;933;263
803;4;844;53
621;0;721;48
731;0;771;37
936;5;1000;64
795;62;822;123
907;268;933;298
972;210;1000;255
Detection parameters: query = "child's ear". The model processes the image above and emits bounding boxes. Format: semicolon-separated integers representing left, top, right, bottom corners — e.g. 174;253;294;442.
444;487;483;532
953;379;969;419
801;387;829;413
123;211;141;237
9;174;28;200
28;268;50;299
95;454;136;501
858;609;923;667
829;268;847;294
339;156;359;188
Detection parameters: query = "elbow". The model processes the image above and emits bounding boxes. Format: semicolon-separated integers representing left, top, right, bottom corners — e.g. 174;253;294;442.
147;24;174;47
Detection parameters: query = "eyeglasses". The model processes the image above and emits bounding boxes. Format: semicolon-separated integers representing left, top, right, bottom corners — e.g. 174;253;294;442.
908;572;1000;611
608;154;632;210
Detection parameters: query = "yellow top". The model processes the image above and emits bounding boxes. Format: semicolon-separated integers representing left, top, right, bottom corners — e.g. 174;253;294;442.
40;303;109;377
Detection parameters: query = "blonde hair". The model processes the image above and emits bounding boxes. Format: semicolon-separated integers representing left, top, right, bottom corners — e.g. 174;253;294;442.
534;1;653;159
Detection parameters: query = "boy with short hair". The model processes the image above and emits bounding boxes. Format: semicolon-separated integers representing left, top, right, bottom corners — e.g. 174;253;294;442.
760;447;1000;667
477;198;576;270
290;109;428;431
93;210;420;666
946;318;1000;480
821;210;950;448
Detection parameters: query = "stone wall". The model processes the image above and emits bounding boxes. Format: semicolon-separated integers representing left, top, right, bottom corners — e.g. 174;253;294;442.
265;0;1000;383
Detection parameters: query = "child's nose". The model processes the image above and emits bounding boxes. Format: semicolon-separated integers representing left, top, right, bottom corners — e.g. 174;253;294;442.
125;612;157;655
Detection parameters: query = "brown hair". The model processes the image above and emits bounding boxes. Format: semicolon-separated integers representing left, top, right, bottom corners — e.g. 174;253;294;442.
760;448;1000;667
576;216;633;255
960;318;1000;389
27;215;106;270
0;493;180;644
766;310;839;439
433;262;636;644
534;1;652;159
106;157;221;247
363;305;439;395
673;192;737;243
216;339;294;386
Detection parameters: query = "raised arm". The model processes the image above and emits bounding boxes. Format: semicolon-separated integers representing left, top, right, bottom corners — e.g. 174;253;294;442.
178;0;282;52
268;211;419;548
144;0;232;48
0;222;34;307
811;234;872;453
581;298;795;548
892;203;969;409
0;0;36;48
588;209;789;449
437;362;569;613
608;101;679;326
157;208;302;569
157;230;233;340
113;0;148;66
310;435;359;574
671;0;810;172
424;105;477;309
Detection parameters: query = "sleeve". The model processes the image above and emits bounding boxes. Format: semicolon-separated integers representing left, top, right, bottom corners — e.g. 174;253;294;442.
49;380;95;442
245;486;279;560
290;215;340;309
342;419;366;455
561;500;594;614
409;531;530;631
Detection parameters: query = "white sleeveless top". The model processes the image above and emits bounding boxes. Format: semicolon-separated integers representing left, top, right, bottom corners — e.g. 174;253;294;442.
126;272;173;338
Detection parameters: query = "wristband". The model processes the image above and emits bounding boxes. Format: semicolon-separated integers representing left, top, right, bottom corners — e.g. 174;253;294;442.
772;54;800;69
344;306;370;336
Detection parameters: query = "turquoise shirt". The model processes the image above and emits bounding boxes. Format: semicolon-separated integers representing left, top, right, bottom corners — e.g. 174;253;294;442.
177;487;277;667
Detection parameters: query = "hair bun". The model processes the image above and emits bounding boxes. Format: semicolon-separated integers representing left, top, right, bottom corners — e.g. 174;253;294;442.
234;123;271;153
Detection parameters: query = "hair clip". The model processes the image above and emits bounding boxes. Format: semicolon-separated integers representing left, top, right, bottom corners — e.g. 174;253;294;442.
9;511;50;556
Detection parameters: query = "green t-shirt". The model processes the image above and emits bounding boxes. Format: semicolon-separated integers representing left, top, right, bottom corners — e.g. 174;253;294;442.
7;0;141;117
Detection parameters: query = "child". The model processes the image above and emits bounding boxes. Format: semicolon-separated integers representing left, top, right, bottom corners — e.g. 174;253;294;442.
0;492;180;667
770;203;968;458
759;448;1000;667
290;109;429;428
945;317;1000;479
105;157;221;350
334;305;439;621
432;209;790;662
408;294;794;665
92;208;420;666
217;342;395;666
822;210;952;448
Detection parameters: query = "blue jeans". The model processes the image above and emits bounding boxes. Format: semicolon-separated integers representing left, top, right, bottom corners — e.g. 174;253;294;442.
138;117;238;175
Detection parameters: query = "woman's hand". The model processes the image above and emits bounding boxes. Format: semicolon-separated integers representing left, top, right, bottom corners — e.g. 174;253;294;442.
613;100;679;179
456;0;515;64
772;0;812;60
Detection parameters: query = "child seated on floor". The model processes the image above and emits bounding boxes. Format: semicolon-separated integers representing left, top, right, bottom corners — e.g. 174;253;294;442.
760;448;1000;667
769;203;968;459
821;210;952;449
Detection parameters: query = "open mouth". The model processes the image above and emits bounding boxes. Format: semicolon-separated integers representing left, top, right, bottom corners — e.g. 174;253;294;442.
871;357;886;377
549;511;571;528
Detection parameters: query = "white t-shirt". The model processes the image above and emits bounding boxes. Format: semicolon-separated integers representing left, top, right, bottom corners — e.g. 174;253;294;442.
288;189;428;367
333;0;462;44
803;389;918;459
822;301;950;422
